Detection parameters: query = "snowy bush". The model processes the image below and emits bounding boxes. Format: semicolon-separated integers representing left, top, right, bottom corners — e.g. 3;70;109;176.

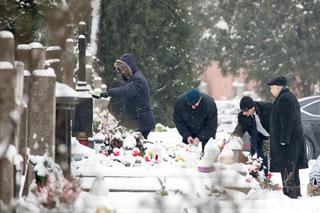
27;155;81;209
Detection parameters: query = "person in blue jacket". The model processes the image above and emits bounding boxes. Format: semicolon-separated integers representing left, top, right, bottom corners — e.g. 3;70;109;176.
173;88;218;153
93;53;155;139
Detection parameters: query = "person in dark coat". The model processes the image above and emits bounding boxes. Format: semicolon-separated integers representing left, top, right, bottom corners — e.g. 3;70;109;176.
234;96;272;175
267;75;308;199
92;53;155;139
173;88;218;153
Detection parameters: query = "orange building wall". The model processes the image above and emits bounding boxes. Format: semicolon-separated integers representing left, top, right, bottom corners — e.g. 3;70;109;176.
202;61;256;100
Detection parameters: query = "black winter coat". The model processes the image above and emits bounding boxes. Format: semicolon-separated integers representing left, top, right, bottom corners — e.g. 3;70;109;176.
173;92;218;144
235;101;272;138
107;54;155;132
269;88;308;172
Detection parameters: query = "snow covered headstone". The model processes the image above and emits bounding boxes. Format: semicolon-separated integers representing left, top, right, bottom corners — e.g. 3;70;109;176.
62;38;76;88
0;33;16;190
30;42;45;70
203;140;220;162
89;174;109;196
28;68;56;156
218;148;235;165
0;31;14;63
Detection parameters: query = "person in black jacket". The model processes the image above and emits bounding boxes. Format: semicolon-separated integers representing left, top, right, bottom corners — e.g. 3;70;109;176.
234;96;272;175
92;53;155;139
173;88;218;153
268;75;308;199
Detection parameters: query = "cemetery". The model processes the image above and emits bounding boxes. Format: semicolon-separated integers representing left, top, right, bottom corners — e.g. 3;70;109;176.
0;19;319;213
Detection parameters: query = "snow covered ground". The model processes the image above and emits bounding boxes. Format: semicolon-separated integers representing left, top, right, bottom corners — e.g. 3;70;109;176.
70;99;320;213
72;131;320;213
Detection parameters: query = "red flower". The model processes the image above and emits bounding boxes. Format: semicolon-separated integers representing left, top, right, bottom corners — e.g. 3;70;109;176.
132;147;140;157
113;148;120;156
267;172;273;179
144;154;151;162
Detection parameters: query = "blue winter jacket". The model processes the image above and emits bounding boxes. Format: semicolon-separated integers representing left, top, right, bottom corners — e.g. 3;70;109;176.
107;53;155;132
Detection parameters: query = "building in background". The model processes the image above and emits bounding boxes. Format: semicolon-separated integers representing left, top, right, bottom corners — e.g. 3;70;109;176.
201;62;256;100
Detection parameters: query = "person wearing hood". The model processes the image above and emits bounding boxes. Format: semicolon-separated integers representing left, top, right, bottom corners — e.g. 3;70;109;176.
173;88;218;153
267;75;308;199
92;53;155;139
234;96;272;176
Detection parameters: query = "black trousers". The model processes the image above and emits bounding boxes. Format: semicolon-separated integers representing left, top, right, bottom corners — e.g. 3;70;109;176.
140;130;151;139
250;132;269;176
281;167;301;199
256;138;269;176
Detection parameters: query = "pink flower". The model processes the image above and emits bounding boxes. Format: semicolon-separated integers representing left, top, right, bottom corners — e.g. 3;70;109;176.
132;147;140;157
144;154;151;162
113;148;120;156
267;172;273;179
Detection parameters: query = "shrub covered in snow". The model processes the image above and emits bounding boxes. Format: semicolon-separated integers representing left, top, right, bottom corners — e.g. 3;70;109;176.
27;155;81;210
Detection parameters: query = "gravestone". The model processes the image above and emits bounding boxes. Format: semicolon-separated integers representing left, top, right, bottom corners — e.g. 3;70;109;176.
78;21;86;38
65;24;74;39
0;31;14;63
73;81;93;139
29;42;45;71
86;64;94;86
55;82;78;176
0;62;16;205
14;61;25;150
28;68;56;157
16;44;31;71
78;35;86;81
47;58;63;82
20;70;31;170
46;46;62;60
62;38;76;88
102;84;107;92
0;31;16;204
93;76;102;90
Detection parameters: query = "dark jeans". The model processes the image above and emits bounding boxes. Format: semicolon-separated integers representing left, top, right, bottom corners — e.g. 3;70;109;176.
281;168;301;199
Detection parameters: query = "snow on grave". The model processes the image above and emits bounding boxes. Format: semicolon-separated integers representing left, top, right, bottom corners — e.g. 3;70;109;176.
73;129;265;196
71;137;95;159
74;101;274;199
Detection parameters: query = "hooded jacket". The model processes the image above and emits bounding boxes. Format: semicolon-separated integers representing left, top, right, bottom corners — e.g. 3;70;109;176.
107;53;155;132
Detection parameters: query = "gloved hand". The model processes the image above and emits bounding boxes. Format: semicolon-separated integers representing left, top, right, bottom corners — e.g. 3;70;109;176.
280;142;286;146
91;89;102;98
